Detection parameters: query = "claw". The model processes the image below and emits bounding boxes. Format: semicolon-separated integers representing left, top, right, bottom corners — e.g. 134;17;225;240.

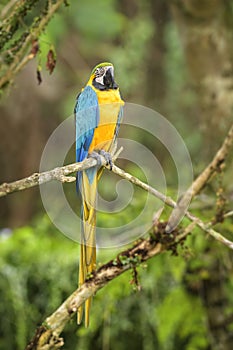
89;150;113;169
99;150;113;170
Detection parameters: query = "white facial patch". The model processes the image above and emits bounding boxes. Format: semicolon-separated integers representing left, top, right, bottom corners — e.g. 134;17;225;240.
95;66;114;85
95;75;104;85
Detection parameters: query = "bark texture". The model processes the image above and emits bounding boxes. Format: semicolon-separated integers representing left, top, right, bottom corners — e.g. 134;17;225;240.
170;2;233;348
171;0;233;153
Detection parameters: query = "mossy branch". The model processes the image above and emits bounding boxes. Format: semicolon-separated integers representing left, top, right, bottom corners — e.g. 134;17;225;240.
0;0;40;50
25;222;180;350
0;0;67;93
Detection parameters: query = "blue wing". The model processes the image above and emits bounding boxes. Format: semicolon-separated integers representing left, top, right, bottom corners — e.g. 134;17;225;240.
75;86;99;190
75;86;99;162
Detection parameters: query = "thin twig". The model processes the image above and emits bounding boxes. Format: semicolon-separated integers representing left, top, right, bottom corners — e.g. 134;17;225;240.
0;0;18;19
110;163;175;208
185;211;233;249
224;210;233;219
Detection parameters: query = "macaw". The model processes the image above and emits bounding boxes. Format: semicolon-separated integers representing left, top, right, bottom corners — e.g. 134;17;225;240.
75;62;124;327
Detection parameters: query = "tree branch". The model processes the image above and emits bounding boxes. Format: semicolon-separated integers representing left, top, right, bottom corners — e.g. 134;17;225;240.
0;157;97;197
0;0;19;19
25;222;180;350
1;123;232;197
182;124;233;199
0;0;67;92
109;164;233;250
166;123;233;233
1;125;233;249
0;147;123;197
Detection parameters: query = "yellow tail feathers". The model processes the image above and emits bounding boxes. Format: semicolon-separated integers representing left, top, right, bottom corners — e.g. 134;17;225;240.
78;170;97;327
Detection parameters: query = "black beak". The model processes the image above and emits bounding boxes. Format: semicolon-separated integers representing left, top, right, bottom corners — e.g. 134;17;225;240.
104;68;118;89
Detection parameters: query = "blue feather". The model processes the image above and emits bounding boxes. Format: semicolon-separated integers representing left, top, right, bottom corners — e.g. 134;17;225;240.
75;86;99;190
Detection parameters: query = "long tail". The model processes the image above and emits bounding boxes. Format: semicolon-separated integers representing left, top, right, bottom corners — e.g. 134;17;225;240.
78;168;97;327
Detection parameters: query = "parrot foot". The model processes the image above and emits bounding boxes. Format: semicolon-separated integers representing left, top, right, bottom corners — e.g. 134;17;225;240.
89;150;113;169
99;150;113;170
89;151;103;166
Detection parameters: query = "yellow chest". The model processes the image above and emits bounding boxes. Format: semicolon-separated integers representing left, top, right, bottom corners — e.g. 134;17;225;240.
87;84;124;152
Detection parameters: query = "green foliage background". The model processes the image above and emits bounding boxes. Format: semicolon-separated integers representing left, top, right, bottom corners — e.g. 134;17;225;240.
0;215;210;350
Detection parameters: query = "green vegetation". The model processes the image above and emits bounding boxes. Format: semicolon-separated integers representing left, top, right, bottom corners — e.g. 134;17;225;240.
0;213;218;350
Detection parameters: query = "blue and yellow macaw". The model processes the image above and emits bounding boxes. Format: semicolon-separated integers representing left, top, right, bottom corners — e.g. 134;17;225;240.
75;62;124;326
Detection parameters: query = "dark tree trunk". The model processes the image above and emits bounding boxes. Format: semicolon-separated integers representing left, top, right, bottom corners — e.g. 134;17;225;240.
170;2;233;349
145;0;170;111
170;0;233;155
0;62;60;227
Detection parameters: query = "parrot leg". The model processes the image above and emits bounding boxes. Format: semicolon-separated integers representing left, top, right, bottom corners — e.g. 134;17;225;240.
88;151;103;166
99;149;113;170
89;150;113;169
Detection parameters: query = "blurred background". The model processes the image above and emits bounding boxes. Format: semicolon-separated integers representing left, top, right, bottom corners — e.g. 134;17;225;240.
0;1;233;349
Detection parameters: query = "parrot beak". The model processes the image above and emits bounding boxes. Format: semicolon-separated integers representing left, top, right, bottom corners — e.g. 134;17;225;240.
104;67;118;89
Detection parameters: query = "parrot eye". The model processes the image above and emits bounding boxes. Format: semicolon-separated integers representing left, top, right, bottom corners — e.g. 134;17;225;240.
95;67;105;77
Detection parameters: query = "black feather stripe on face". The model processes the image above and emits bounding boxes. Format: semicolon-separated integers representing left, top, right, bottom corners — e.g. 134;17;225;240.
92;80;108;90
92;66;117;91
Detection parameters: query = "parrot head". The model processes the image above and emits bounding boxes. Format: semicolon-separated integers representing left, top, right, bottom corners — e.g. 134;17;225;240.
91;62;118;91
